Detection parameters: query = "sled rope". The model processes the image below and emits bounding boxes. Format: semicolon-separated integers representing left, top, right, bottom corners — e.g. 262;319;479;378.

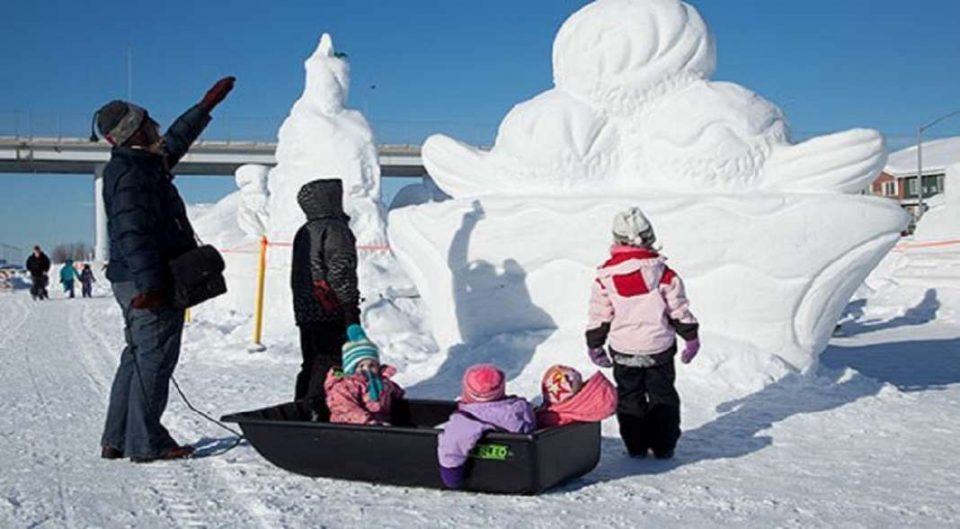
170;375;245;455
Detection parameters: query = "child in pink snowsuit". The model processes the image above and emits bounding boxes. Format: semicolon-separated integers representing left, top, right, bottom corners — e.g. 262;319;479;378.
586;207;700;459
535;365;617;428
324;324;405;425
436;364;535;489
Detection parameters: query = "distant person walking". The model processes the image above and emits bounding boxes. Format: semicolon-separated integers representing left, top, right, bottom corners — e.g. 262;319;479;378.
80;263;96;298
25;246;50;300
95;76;235;463
59;259;81;298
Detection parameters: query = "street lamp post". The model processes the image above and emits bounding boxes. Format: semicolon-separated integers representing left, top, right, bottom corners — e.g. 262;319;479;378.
916;109;960;220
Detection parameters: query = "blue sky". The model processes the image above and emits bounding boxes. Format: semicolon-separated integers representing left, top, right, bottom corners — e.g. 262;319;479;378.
1;0;958;260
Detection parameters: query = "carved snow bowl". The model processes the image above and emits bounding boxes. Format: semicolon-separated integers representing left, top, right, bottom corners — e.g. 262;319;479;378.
388;194;908;373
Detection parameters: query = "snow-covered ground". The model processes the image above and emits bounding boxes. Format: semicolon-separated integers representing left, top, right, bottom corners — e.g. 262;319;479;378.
1;247;958;528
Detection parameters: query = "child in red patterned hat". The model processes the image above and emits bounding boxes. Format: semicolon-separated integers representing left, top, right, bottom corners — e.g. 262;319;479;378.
535;365;617;428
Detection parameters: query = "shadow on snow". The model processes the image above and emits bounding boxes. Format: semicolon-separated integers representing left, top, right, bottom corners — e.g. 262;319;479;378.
407;201;555;398
837;289;940;337
558;325;959;490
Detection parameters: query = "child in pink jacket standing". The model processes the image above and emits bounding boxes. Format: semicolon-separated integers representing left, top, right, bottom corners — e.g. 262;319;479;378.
586;207;700;459
324;324;405;425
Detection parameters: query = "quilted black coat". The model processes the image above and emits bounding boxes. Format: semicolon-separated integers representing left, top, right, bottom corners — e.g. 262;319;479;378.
290;179;360;326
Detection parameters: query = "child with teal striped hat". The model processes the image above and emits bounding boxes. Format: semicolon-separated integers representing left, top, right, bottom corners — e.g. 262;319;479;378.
324;324;405;425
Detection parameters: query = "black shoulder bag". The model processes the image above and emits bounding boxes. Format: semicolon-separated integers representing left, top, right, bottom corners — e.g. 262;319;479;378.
168;244;227;309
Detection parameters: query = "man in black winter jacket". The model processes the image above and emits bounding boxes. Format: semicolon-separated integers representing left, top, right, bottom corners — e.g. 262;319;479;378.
290;179;361;406
95;77;235;463
25;246;51;300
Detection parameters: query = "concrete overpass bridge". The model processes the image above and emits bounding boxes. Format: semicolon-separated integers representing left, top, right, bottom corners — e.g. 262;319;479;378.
0;136;428;261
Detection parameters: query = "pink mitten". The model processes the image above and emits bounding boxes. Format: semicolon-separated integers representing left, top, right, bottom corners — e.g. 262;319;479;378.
588;347;613;368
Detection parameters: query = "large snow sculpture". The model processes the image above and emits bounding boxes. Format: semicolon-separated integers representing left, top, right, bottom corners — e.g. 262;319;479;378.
390;0;909;373
266;33;384;246
423;0;885;196
191;34;420;339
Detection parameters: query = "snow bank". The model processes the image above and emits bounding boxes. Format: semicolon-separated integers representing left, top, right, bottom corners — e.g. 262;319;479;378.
914;163;960;242
0;270;29;291
392;0;908;380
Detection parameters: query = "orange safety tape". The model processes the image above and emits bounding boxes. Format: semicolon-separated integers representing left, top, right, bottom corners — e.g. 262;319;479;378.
894;238;960;251
217;240;391;253
219;240;262;253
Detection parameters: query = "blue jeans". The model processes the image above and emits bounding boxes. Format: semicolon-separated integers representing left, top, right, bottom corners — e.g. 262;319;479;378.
101;281;185;459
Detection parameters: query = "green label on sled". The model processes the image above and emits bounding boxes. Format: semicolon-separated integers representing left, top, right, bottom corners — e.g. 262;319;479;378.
471;443;511;461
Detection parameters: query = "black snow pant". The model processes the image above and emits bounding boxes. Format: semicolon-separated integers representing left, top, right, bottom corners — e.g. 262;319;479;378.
296;320;348;416
612;347;681;457
30;274;47;300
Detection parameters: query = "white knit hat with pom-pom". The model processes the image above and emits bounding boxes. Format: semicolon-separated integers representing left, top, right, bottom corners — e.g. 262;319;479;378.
612;207;657;247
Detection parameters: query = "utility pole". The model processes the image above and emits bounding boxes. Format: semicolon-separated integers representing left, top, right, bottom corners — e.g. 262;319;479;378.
126;47;133;100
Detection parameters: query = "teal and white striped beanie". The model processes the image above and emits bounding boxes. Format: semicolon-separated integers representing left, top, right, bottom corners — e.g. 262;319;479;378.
341;324;379;375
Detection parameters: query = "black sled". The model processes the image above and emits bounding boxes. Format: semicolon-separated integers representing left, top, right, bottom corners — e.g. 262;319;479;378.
221;398;600;494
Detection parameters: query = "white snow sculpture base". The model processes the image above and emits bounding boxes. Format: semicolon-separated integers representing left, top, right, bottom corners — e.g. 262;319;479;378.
388;195;908;372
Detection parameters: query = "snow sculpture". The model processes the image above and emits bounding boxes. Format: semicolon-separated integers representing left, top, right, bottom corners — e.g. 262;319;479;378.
191;34;420;339
249;33;401;332
266;33;384;245
389;177;450;210
423;0;885;197
235;164;270;237
390;0;909;373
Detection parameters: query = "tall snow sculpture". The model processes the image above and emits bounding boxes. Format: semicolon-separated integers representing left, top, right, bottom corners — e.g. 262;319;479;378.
266;33;385;245
390;0;909;373
191;34;412;338
256;33;392;331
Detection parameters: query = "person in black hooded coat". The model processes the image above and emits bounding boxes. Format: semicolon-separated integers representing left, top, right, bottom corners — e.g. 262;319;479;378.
290;179;361;407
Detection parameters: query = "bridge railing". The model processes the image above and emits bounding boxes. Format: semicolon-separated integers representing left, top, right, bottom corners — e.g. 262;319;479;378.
0;111;496;147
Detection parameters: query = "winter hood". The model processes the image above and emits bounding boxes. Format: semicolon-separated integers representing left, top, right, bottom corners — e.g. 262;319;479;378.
297;179;348;221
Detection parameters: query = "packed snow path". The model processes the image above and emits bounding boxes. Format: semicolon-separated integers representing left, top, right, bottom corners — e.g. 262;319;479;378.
1;290;958;528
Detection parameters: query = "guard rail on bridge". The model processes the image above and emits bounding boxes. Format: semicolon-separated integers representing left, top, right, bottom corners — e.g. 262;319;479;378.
0;137;426;177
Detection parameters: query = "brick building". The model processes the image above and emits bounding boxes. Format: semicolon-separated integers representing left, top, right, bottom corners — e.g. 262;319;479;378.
870;136;959;217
